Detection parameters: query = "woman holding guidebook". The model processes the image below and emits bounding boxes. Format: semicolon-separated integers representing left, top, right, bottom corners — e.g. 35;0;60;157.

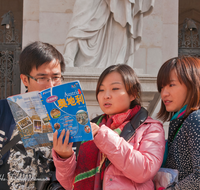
52;64;165;190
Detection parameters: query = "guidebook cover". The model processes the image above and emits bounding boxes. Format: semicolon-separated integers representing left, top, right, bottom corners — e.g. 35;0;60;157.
40;80;93;143
7;80;93;149
7;91;53;149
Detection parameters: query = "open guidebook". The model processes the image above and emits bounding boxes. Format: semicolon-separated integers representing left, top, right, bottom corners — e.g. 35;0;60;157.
7;80;93;150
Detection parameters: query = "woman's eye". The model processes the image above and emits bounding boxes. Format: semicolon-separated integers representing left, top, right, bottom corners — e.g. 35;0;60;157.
112;88;119;90
99;89;104;92
169;84;175;87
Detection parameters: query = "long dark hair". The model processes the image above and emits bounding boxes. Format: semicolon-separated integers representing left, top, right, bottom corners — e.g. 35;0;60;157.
96;64;141;109
157;56;200;122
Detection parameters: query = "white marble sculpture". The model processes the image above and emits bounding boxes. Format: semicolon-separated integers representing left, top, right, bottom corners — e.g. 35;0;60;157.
63;0;155;68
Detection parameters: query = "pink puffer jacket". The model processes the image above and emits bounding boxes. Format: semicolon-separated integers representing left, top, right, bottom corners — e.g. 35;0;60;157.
53;117;165;190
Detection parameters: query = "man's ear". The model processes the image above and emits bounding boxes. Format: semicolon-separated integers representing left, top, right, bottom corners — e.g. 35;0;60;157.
20;74;29;87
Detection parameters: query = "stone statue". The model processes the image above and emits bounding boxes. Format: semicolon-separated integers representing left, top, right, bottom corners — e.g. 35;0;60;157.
63;0;155;68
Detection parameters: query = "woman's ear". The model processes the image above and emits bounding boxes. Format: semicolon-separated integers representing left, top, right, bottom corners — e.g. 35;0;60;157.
20;74;29;87
129;94;136;102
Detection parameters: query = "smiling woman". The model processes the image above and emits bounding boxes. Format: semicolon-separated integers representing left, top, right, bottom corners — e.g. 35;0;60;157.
156;56;200;190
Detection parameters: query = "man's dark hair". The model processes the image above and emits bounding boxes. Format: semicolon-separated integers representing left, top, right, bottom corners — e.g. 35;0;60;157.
19;41;65;75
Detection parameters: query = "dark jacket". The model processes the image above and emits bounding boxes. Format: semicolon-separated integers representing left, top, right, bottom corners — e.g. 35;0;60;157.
165;110;200;190
0;99;52;190
0;99;16;189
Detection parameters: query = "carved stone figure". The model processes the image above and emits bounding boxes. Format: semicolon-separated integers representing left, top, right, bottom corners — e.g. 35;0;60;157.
63;0;154;67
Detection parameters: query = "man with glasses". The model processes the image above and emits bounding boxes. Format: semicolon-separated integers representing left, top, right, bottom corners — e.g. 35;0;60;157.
20;41;65;92
0;41;65;190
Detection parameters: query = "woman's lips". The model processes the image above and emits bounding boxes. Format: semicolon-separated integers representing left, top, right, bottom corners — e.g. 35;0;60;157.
164;100;171;106
104;103;112;108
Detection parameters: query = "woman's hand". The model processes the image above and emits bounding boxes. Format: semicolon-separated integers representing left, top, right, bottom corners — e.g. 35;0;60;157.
154;179;166;190
90;122;100;137
53;129;73;159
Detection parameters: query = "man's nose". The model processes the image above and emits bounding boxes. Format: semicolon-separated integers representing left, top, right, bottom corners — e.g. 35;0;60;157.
45;79;54;88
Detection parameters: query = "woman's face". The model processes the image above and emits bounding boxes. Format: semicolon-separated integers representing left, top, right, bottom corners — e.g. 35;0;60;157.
161;70;188;113
97;71;135;117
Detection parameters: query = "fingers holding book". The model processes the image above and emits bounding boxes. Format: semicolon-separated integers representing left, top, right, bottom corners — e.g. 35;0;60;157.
53;129;73;159
90;122;99;137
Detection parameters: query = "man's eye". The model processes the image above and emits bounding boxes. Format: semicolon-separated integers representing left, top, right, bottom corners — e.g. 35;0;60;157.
52;77;60;80
38;77;46;80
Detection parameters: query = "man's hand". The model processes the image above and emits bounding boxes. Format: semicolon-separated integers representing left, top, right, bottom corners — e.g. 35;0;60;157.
53;129;73;159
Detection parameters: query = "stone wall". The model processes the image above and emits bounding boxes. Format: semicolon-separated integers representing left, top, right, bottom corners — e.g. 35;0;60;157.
22;0;75;53
134;0;179;76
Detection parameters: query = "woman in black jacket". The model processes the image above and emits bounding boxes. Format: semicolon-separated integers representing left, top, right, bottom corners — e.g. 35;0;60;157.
156;56;200;190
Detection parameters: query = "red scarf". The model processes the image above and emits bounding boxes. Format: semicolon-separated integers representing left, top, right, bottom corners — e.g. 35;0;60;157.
74;105;141;190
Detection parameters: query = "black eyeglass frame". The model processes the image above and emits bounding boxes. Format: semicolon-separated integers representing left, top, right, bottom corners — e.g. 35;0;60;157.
25;74;64;84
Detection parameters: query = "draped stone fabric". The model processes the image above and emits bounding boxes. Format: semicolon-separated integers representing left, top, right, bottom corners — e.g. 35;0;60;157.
63;0;154;68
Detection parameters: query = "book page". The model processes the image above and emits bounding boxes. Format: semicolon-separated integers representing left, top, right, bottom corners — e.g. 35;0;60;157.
7;91;53;149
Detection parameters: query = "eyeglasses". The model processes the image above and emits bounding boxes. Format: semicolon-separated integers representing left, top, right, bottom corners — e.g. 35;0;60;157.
26;74;64;84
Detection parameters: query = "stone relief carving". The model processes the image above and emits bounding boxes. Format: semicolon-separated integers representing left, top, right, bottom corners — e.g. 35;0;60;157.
63;0;154;68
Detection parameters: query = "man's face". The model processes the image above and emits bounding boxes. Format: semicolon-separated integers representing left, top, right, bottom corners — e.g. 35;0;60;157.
20;59;62;92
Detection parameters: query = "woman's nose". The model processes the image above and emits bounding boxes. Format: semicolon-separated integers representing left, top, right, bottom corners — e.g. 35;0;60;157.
161;87;169;97
104;91;111;99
